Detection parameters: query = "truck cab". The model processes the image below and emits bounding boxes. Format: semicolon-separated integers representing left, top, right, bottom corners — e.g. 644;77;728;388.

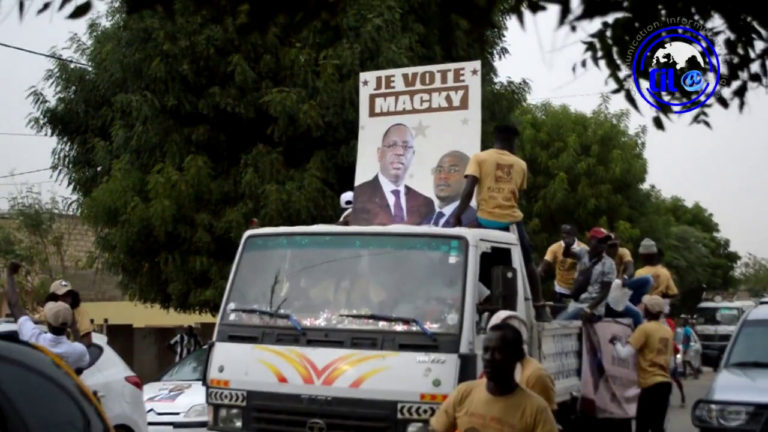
694;300;757;369
204;224;580;431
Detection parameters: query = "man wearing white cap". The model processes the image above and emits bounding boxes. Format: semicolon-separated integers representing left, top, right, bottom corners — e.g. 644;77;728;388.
487;310;557;412
4;262;90;370
610;295;674;432
634;238;679;299
44;278;94;345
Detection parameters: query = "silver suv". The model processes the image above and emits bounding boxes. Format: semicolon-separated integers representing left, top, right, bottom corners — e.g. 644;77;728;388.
692;305;768;431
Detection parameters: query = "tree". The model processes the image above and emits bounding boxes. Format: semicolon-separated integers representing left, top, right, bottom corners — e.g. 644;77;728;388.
29;0;525;313
515;0;766;129
735;254;768;297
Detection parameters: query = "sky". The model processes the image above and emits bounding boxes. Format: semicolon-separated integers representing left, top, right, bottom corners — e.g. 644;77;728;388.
0;4;766;258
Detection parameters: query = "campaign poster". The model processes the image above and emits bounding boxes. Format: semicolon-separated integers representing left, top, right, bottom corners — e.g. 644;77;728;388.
580;320;640;419
349;60;482;227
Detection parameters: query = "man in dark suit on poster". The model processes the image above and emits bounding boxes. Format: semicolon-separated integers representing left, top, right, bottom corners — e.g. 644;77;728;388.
423;150;478;228
350;123;435;225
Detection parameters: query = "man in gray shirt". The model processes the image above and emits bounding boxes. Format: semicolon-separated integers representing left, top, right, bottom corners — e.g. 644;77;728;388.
555;227;643;327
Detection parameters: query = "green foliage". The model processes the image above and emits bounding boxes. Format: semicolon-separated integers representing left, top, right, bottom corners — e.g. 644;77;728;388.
735;254;768;297
29;0;523;313
518;0;767;128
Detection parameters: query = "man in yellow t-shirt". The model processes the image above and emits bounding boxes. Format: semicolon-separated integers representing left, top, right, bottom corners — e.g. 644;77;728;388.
611;295;674;432
634;238;679;299
606;236;654;307
539;224;587;304
449;123;548;322
429;322;558;432
487;311;557;411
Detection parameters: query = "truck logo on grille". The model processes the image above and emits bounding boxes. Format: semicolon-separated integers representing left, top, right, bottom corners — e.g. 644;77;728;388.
306;419;327;432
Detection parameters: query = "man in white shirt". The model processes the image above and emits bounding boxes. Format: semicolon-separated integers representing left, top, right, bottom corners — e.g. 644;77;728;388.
350;123;434;225
4;262;89;370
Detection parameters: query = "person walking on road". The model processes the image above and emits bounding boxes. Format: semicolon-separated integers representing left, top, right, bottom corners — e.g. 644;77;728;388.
168;325;203;363
429;321;558;432
4;261;89;371
680;317;700;379
611;295;674;432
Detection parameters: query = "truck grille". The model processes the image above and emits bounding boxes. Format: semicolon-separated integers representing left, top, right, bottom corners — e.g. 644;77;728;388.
245;392;395;432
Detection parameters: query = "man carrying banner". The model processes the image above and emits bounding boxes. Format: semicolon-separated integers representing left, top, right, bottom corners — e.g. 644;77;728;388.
423;150;477;227
449;123;548;320
351;123;435;225
611;295;674;432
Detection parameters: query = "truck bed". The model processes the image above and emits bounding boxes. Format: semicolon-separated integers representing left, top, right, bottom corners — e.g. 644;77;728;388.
535;320;582;404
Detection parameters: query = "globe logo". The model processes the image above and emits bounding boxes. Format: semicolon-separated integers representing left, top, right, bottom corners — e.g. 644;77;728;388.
632;26;720;114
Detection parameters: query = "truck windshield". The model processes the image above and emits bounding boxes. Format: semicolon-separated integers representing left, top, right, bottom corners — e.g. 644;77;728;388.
695;307;741;325
726;320;768;367
223;234;467;334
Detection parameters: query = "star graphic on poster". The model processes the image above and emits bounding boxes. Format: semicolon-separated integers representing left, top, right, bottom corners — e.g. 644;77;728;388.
461;118;469;125
361;79;369;87
470;68;479;76
412;120;429;138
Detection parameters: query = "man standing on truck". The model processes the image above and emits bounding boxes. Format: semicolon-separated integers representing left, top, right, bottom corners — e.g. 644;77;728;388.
429;322;558;432
634;239;679;299
448;123;548;321
610;295;674;432
539;224;587;304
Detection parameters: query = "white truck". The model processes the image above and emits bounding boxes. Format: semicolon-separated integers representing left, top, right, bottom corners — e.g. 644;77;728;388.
694;299;756;369
204;224;582;431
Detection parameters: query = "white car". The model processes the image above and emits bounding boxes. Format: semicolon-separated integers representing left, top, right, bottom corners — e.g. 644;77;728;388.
0;320;148;432
143;346;208;432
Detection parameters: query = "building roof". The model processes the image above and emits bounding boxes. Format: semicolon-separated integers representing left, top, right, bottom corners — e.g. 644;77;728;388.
81;301;217;328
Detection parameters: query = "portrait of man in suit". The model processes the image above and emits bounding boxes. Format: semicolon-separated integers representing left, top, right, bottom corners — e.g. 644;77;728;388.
350;123;435;225
423;150;478;227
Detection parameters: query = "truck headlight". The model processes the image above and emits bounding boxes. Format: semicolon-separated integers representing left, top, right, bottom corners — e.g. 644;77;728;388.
217;406;243;428
405;422;429;432
693;401;755;428
184;403;207;419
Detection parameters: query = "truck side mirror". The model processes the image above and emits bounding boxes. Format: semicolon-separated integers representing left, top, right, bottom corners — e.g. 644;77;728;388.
490;265;517;310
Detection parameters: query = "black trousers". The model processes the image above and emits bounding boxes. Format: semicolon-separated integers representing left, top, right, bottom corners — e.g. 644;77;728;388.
636;381;672;432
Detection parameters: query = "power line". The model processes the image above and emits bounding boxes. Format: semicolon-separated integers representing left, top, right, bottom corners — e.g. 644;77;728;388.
0;132;52;137
0;180;56;186
0;41;90;68
0;168;52;179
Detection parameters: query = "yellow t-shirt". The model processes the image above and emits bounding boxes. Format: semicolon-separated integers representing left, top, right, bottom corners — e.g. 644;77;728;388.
543;241;587;290
634;265;679;297
464;149;527;223
628;320;674;388
519;357;557;410
430;379;557;432
613;247;633;278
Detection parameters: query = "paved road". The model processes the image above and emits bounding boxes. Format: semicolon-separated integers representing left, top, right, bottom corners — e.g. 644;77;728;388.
667;368;715;432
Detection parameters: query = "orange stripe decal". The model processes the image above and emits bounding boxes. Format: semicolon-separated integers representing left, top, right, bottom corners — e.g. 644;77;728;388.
255;346;314;384
321;353;396;386
258;359;288;383
288;348;359;379
349;366;389;388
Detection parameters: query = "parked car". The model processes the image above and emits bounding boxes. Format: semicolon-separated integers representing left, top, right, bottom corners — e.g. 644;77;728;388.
144;346;209;432
692;304;768;431
0;320;148;432
675;327;703;377
0;333;112;431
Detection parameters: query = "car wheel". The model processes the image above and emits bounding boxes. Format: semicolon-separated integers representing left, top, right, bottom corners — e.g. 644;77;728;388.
114;426;133;432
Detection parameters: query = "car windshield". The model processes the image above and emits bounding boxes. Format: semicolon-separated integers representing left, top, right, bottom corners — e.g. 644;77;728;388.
223;234;467;334
161;348;206;381
726;320;768;367
695;307;741;325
